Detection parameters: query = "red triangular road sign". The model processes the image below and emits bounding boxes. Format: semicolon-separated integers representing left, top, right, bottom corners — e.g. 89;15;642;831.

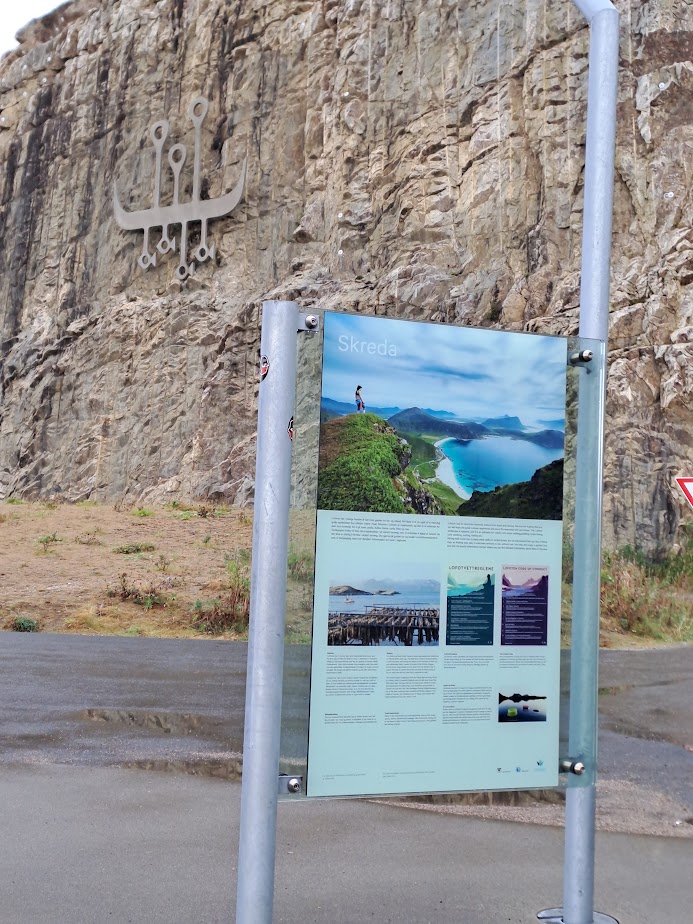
676;477;693;510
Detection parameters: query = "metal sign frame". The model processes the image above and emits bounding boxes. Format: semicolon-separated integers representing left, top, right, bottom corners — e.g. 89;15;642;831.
236;0;620;918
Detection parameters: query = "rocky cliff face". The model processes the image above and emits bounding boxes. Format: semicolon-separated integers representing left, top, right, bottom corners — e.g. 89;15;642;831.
0;0;691;549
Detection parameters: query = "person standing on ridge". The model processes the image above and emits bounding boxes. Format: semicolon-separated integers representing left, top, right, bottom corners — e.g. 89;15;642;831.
355;385;366;413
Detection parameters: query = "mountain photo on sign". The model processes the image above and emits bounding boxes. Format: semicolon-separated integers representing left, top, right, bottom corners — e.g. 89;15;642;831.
317;313;567;520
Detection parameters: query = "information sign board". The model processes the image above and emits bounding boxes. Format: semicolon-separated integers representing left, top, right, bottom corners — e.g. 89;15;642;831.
304;313;568;797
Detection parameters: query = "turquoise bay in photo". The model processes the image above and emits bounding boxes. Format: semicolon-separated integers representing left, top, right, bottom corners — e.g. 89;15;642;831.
435;435;565;499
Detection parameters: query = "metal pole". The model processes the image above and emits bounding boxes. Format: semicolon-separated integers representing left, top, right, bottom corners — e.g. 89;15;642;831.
236;300;299;924
564;3;619;924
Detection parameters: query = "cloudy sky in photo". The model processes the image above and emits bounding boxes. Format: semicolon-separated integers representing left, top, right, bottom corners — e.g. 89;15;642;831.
322;312;567;429
331;559;440;590
0;2;63;55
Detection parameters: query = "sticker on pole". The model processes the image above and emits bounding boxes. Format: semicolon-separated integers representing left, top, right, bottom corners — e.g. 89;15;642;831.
287;416;294;441
260;355;270;381
676;477;693;509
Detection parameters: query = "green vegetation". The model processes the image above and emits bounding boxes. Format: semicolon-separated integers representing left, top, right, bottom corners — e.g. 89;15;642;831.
106;573;166;609
131;507;155;518
192;548;252;634
398;431;437;468
113;542;155;554
12;616;39;632
458;459;563;520
287;545;314;582
192;596;249;634
5;498;24;505
601;530;693;642
425;478;464;516
416;461;437;479
318;413;409;513
398;430;439;480
225;547;251;586
36;532;61;553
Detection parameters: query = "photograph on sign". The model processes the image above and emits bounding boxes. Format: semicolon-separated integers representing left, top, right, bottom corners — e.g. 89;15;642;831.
328;560;440;648
317;312;565;520
306;312;567;797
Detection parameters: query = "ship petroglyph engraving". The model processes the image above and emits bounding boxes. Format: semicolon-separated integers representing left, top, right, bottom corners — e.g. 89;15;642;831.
113;96;246;281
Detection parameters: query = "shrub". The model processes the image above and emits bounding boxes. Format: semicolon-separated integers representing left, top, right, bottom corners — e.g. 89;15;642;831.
601;549;693;641
12;616;39;632
106;573;166;609
131;508;154;518
75;531;103;546
37;532;60;552
192;595;249;634
225;548;251;584
113;543;155;554
189;549;253;633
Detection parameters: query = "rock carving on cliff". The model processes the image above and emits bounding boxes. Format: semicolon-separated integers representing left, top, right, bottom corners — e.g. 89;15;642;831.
113;95;246;281
0;0;692;551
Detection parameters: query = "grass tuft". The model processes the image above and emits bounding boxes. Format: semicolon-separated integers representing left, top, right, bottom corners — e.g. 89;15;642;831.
113;543;155;555
106;573;166;609
287;545;314;582
600;533;693;642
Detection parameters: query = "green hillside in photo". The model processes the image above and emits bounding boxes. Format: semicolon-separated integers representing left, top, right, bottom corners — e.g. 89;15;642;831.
317;413;447;514
457;459;564;520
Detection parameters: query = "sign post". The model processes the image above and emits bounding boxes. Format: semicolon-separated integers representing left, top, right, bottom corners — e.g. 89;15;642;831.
236;301;299;924
541;2;620;923
238;1;621;919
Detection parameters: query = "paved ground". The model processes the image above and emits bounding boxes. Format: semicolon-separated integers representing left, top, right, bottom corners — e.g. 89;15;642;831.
0;634;692;922
1;763;691;924
0;635;690;833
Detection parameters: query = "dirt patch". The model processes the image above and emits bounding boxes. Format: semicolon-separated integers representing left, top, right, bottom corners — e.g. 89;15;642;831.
0;500;254;637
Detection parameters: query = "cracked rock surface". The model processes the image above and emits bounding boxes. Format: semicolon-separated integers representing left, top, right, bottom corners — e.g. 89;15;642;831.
0;0;692;548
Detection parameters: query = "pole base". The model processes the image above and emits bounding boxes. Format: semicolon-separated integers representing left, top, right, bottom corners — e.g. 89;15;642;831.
538;910;619;923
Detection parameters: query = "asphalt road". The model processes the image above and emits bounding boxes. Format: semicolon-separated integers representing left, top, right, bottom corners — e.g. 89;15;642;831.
1;634;691;923
0;635;691;811
1;763;691;924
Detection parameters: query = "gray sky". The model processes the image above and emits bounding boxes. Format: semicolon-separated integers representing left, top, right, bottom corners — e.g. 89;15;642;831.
0;3;63;55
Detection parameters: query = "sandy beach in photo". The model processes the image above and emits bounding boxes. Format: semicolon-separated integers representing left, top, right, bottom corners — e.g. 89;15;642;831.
433;440;469;500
